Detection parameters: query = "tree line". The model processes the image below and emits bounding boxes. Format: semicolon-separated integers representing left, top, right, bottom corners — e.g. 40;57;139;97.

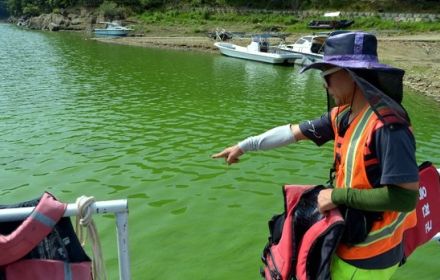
0;0;438;18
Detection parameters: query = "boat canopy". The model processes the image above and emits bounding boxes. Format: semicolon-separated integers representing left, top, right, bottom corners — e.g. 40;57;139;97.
324;11;341;17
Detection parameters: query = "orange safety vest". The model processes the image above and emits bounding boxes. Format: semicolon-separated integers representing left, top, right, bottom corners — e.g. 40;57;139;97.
330;105;417;267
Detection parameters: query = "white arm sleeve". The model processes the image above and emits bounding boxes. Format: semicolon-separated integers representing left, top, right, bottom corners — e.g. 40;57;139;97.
237;124;297;152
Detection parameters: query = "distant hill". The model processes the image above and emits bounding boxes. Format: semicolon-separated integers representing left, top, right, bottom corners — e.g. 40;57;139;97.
2;0;439;17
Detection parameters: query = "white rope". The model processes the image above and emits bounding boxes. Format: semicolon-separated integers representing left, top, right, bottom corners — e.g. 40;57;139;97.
75;196;108;280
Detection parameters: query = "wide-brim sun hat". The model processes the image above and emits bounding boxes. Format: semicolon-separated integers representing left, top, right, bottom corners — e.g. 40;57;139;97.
300;31;410;125
300;32;404;73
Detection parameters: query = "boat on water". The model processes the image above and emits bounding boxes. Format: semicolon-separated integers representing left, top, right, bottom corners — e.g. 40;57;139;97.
277;31;351;65
93;21;133;37
277;35;326;65
214;36;303;65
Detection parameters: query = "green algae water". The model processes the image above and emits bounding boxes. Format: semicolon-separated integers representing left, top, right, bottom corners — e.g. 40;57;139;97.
1;23;439;279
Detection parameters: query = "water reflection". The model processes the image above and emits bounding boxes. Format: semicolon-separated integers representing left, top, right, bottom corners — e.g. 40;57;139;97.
243;60;280;84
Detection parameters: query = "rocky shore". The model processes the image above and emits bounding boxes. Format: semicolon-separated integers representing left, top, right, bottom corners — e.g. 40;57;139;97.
10;8;99;31
9;12;440;103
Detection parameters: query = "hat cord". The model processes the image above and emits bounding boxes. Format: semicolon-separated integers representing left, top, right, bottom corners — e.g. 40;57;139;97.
348;82;357;124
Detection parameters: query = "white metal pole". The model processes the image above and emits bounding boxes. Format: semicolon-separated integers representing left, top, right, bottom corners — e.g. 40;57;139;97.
116;211;131;280
0;199;129;222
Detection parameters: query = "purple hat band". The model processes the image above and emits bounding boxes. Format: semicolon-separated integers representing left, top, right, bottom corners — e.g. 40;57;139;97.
324;54;378;63
321;54;393;69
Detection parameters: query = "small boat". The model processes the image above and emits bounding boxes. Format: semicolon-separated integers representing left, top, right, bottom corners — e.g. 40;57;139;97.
277;35;326;65
93;21;133;37
308;19;354;30
214;36;302;65
308;11;354;30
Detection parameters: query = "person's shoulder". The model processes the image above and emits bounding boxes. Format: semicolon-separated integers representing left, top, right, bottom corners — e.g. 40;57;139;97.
375;122;415;145
380;122;412;134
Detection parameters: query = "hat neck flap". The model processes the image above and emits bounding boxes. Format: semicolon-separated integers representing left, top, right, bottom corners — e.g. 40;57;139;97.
346;69;410;126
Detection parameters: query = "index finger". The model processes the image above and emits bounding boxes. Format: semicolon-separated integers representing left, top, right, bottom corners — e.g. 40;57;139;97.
212;150;227;159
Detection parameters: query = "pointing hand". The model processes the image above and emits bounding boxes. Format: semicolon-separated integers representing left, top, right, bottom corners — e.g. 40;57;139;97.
212;145;244;165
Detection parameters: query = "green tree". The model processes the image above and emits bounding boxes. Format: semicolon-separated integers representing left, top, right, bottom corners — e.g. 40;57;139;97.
138;0;164;8
114;0;138;6
98;0;129;19
6;0;22;15
23;3;41;15
79;0;103;7
48;0;78;9
0;0;9;17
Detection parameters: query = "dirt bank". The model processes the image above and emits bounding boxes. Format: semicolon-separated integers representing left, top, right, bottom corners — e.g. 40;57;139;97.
378;34;440;103
95;33;440;103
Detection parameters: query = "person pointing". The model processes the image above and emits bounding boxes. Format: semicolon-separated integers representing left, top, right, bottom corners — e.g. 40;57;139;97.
213;32;419;280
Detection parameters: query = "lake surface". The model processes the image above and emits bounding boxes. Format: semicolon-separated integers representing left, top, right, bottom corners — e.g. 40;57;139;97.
1;23;439;279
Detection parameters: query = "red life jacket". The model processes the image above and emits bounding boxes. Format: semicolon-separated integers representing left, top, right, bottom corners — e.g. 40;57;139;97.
0;192;92;280
260;185;344;280
403;161;440;258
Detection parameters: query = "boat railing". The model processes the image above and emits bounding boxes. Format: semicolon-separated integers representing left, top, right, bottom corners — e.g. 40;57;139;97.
0;199;131;280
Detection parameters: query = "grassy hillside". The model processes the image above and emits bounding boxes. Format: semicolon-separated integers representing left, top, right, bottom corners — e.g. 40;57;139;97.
132;8;440;36
2;0;440;17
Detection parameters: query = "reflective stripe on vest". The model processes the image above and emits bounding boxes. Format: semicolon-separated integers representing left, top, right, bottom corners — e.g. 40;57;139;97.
343;107;375;189
64;262;73;280
30;211;57;228
0;192;66;266
358;211;412;246
330;105;417;265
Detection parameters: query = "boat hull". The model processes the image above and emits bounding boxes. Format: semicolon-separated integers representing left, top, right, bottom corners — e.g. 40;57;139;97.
214;42;301;65
291;52;323;66
93;29;129;36
276;47;323;66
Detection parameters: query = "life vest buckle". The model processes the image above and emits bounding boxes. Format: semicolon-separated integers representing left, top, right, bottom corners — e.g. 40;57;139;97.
261;244;269;265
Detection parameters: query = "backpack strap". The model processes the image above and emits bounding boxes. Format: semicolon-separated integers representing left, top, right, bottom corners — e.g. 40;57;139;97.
295;208;344;280
261;185;312;280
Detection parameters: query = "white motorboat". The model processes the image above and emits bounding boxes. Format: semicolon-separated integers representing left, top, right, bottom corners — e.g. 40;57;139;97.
214;36;302;65
94;21;133;37
277;35;327;65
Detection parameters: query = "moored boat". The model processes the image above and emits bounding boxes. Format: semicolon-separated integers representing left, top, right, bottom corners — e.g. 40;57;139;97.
308;19;354;30
277;35;326;65
93;21;133;37
214;36;302;65
308;11;354;30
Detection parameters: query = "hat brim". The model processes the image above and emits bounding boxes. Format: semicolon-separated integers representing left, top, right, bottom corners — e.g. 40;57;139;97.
300;61;403;74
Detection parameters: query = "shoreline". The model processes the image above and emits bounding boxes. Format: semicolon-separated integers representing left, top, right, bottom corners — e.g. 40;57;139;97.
5;9;440;103
94;33;440;103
